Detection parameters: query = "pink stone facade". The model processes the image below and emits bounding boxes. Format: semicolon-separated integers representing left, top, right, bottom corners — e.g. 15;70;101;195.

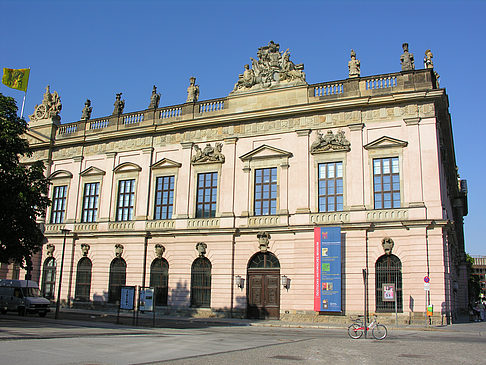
20;67;468;323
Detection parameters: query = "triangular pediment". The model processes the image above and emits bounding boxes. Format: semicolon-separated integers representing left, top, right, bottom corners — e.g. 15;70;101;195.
24;129;51;144
49;170;73;180
364;136;408;150
240;144;293;161
80;166;106;176
113;162;142;173
151;158;182;170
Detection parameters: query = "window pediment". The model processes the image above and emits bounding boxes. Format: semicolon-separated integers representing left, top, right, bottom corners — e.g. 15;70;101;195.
364;136;408;150
80;166;106;176
49;170;73;180
240;144;292;162
151;158;182;170
113;162;142;173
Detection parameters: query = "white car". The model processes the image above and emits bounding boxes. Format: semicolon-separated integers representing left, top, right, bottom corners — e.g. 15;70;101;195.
0;279;51;317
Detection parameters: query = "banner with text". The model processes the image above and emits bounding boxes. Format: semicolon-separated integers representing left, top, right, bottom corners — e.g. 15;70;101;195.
314;226;342;312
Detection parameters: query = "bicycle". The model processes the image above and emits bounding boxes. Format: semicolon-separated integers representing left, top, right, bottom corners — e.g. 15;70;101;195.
347;314;387;340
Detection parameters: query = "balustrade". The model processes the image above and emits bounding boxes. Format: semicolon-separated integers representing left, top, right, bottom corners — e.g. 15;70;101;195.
365;75;397;90
57;123;78;136
314;82;343;97
198;99;225;113
122;113;144;125
89;118;109;130
159;106;182;120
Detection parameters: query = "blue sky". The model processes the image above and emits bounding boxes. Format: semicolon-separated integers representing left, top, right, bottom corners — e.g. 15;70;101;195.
1;0;484;255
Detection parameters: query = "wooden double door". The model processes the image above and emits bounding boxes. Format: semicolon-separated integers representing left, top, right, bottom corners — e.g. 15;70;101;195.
247;269;280;319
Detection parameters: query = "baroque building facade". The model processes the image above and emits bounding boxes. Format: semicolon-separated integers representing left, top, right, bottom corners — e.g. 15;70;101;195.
19;42;468;323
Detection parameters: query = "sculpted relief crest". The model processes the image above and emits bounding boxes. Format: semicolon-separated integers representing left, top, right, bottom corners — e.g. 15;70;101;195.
311;130;351;154
191;143;225;164
232;41;306;93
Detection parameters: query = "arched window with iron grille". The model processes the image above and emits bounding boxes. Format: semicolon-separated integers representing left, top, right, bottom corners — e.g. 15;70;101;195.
375;254;403;312
191;257;211;308
108;258;126;303
75;257;92;301
150;258;169;306
41;257;56;299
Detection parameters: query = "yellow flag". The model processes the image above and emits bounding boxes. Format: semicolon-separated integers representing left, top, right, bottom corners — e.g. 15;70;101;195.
2;68;30;92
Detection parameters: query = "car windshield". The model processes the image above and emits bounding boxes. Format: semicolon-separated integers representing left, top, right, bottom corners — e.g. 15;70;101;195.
22;287;40;297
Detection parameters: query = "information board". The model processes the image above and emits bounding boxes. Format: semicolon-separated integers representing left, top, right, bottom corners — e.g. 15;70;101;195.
383;283;395;301
120;286;135;310
314;227;342;312
139;287;154;312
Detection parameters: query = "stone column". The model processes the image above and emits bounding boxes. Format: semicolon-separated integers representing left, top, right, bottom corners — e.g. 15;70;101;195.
176;142;193;219
279;162;289;216
66;156;83;224
98;152;117;222
294;129;311;214
404;117;424;206
347;123;365;210
136;147;154;219
220;138;238;222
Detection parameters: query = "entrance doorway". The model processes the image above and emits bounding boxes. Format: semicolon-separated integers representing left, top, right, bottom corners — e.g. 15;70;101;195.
247;252;280;319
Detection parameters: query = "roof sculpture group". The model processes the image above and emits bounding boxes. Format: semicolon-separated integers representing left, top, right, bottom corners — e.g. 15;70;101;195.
232;40;306;92
28;42;438;124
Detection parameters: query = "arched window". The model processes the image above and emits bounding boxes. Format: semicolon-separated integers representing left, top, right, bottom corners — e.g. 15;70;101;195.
150;258;169;306
41;257;56;299
108;258;126;303
375;254;402;312
75;257;92;302
191;257;211;308
247;252;280;269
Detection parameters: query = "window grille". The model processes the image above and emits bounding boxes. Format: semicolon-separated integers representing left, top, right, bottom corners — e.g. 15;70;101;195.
375;254;403;312
191;257;211;308
150;258;169;306
248;252;280;269
108;258;126;303
41;257;56;299
75;257;92;301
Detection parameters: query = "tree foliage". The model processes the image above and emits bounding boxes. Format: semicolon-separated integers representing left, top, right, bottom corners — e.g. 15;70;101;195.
466;254;481;303
0;93;50;269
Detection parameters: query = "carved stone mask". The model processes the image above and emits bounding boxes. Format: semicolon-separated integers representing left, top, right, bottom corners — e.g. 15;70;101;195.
257;231;271;252
155;243;165;258
115;244;124;258
382;238;394;255
196;242;207;257
46;243;55;257
81;243;90;257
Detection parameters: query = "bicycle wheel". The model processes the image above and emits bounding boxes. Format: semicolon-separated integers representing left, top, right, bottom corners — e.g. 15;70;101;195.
372;324;387;340
347;323;363;339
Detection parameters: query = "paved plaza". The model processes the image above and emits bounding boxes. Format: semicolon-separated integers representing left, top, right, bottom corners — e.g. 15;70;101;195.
0;311;485;365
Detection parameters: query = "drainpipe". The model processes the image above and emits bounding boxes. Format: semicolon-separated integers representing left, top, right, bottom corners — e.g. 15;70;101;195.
230;228;240;318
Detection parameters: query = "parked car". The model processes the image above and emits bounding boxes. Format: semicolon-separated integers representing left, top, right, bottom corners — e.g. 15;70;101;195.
0;280;51;317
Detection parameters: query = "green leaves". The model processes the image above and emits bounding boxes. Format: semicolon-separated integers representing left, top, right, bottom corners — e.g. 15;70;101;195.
0;93;50;269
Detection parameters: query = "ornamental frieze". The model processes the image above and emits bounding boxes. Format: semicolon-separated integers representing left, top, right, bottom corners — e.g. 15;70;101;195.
311;130;350;154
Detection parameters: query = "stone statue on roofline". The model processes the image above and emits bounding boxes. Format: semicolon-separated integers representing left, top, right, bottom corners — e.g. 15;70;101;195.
424;49;434;69
186;77;199;103
348;49;360;78
400;42;415;71
113;93;125;115
232;41;306;93
29;85;62;122
148;85;161;109
81;99;92;120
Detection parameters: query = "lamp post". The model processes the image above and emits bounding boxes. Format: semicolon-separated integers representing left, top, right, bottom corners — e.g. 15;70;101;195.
55;228;70;319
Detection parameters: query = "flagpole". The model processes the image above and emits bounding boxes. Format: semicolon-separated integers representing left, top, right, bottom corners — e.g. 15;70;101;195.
19;68;30;120
20;92;27;119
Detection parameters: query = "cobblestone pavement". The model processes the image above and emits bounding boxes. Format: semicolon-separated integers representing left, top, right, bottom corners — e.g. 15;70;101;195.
0;310;485;365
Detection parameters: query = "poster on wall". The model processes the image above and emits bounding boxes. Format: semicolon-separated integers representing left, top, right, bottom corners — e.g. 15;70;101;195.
314;227;342;312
